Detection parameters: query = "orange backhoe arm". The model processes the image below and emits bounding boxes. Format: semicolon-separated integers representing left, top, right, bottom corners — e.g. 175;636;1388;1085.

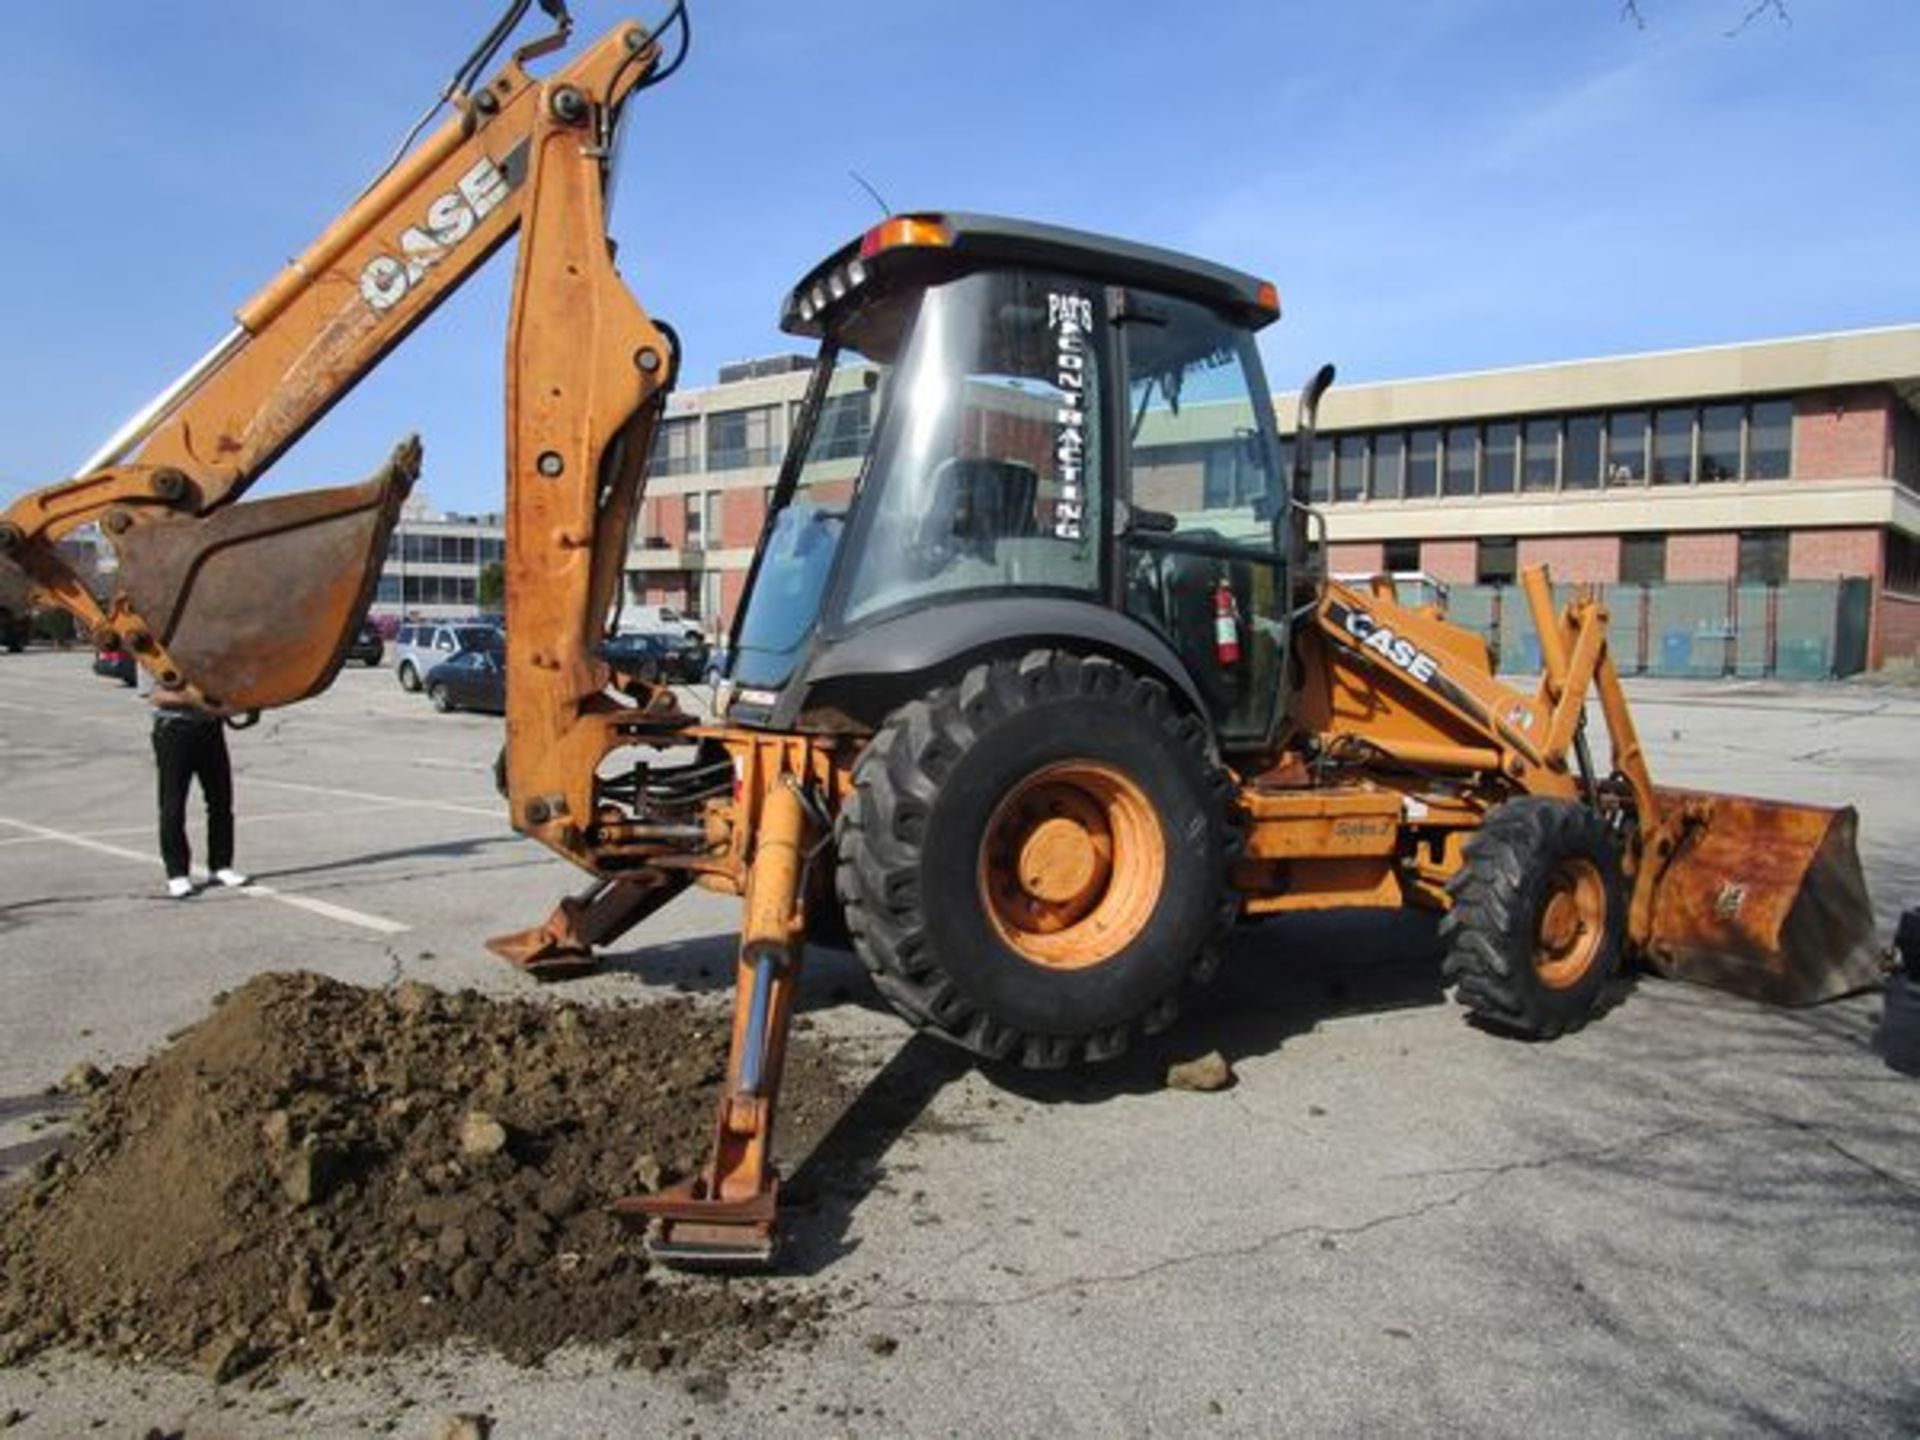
0;15;667;713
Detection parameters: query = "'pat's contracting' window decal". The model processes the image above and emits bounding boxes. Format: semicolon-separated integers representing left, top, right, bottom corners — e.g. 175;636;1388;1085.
1048;291;1093;540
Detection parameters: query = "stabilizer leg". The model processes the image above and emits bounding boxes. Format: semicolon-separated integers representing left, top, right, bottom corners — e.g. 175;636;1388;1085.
486;869;687;979
614;781;809;1267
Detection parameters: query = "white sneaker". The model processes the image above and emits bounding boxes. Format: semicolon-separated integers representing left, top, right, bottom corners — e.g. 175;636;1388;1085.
166;876;195;899
213;868;252;888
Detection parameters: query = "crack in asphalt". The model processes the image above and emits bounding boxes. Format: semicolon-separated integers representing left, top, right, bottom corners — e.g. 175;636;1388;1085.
871;1121;1712;1316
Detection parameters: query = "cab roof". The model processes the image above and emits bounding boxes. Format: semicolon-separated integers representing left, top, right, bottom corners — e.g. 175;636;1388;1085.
780;211;1281;339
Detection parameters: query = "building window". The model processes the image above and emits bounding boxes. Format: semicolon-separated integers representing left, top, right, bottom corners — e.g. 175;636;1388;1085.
1335;434;1367;502
1406;428;1439;499
1383;537;1420;572
1748;399;1793;481
1887;532;1920;595
683;493;704;547
1563;414;1601;490
1203;442;1266;507
811;390;872;461
1698;404;1741;482
1521;418;1559;492
1443;425;1477;497
1738;530;1790;586
1607;411;1648;484
706;405;779;471
1477;536;1517;586
1652;407;1693;485
650;417;699;477
1309;438;1334;504
1371;432;1404;500
1620;533;1666;585
1482;422;1517;495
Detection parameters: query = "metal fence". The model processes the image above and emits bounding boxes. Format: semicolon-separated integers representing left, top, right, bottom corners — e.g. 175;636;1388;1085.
1438;579;1872;680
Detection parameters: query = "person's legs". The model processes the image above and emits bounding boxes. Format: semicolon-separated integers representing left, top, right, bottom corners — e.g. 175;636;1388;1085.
196;724;238;876
152;722;194;883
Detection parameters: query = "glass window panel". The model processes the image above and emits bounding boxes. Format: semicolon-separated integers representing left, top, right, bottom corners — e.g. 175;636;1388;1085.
1522;418;1559;491
1699;403;1741;482
1748;399;1792;480
1620;533;1665;584
1738;530;1789;585
1406;428;1438;498
1371;432;1403;501
1482;422;1517;494
1477;536;1517;585
1564;414;1601;490
1443;425;1477;496
1335;434;1366;502
1310;438;1333;504
1383;537;1420;571
1652;407;1693;485
1607;411;1648;484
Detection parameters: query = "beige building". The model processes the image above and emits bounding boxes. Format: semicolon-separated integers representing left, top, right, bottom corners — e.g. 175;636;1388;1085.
628;325;1920;668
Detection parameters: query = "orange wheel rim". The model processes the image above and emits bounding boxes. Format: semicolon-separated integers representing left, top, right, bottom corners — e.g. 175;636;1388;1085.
1535;858;1606;990
978;761;1165;971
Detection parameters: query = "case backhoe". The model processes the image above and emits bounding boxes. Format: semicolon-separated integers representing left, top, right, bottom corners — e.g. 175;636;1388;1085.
0;2;1883;1269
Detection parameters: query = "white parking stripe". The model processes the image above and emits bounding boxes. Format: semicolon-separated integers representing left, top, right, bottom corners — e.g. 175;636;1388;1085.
0;803;409;848
237;883;410;935
0;814;410;936
244;777;500;819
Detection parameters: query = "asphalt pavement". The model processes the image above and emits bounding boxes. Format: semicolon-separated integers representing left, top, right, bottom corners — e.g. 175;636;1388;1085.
0;651;1915;1437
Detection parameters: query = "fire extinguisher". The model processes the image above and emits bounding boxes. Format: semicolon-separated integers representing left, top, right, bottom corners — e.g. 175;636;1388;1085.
1212;577;1241;666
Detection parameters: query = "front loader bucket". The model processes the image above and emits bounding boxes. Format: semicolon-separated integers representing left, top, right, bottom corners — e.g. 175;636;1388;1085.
1643;787;1881;1006
111;439;418;711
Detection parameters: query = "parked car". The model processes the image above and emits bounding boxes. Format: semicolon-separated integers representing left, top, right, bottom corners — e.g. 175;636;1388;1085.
423;649;504;715
93;645;136;685
393;622;501;692
602;629;707;683
621;603;703;641
345;621;384;667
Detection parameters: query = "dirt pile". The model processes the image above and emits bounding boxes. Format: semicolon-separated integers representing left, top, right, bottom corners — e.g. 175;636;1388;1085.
0;972;849;1378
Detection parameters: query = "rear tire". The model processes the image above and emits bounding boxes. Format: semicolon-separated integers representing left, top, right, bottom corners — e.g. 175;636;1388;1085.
429;684;453;713
1441;797;1624;1039
398;661;421;692
837;650;1235;1069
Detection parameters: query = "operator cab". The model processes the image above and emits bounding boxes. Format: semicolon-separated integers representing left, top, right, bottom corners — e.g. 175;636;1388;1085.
728;212;1290;751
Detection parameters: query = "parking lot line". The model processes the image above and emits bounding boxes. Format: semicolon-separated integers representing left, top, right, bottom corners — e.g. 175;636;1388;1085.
0;814;410;936
244;777;501;819
0;804;410;849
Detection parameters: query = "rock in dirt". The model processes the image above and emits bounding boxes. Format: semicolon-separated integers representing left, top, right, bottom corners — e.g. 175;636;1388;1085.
195;1331;262;1384
58;1063;104;1095
1166;1051;1234;1092
458;1111;509;1158
431;1412;492;1440
0;972;850;1378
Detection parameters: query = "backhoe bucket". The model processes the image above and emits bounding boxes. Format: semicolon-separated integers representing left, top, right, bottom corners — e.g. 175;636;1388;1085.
1643;787;1882;1006
111;439;418;711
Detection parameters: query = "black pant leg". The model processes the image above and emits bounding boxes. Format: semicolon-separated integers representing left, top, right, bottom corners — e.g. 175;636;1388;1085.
197;724;235;872
153;723;194;879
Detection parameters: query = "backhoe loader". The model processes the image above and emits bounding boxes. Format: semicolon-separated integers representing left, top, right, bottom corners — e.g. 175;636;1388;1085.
0;1;1883;1268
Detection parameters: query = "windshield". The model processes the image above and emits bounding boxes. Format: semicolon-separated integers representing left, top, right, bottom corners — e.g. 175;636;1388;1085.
838;269;1104;624
455;626;502;651
729;344;887;689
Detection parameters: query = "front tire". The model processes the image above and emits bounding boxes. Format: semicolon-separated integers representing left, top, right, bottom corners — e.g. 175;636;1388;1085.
837;651;1235;1069
1441;797;1625;1039
398;661;421;692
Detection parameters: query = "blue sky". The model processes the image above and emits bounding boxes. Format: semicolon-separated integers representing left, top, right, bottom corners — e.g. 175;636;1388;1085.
1;0;1912;515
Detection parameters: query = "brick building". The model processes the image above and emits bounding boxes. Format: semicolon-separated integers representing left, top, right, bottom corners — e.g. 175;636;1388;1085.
628;326;1920;667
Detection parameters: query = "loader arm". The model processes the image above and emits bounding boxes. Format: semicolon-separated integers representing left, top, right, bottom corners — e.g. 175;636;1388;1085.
0;15;665;696
0;13;682;876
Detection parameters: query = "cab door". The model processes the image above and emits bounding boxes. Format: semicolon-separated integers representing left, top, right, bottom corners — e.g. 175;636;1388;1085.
1116;292;1289;750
